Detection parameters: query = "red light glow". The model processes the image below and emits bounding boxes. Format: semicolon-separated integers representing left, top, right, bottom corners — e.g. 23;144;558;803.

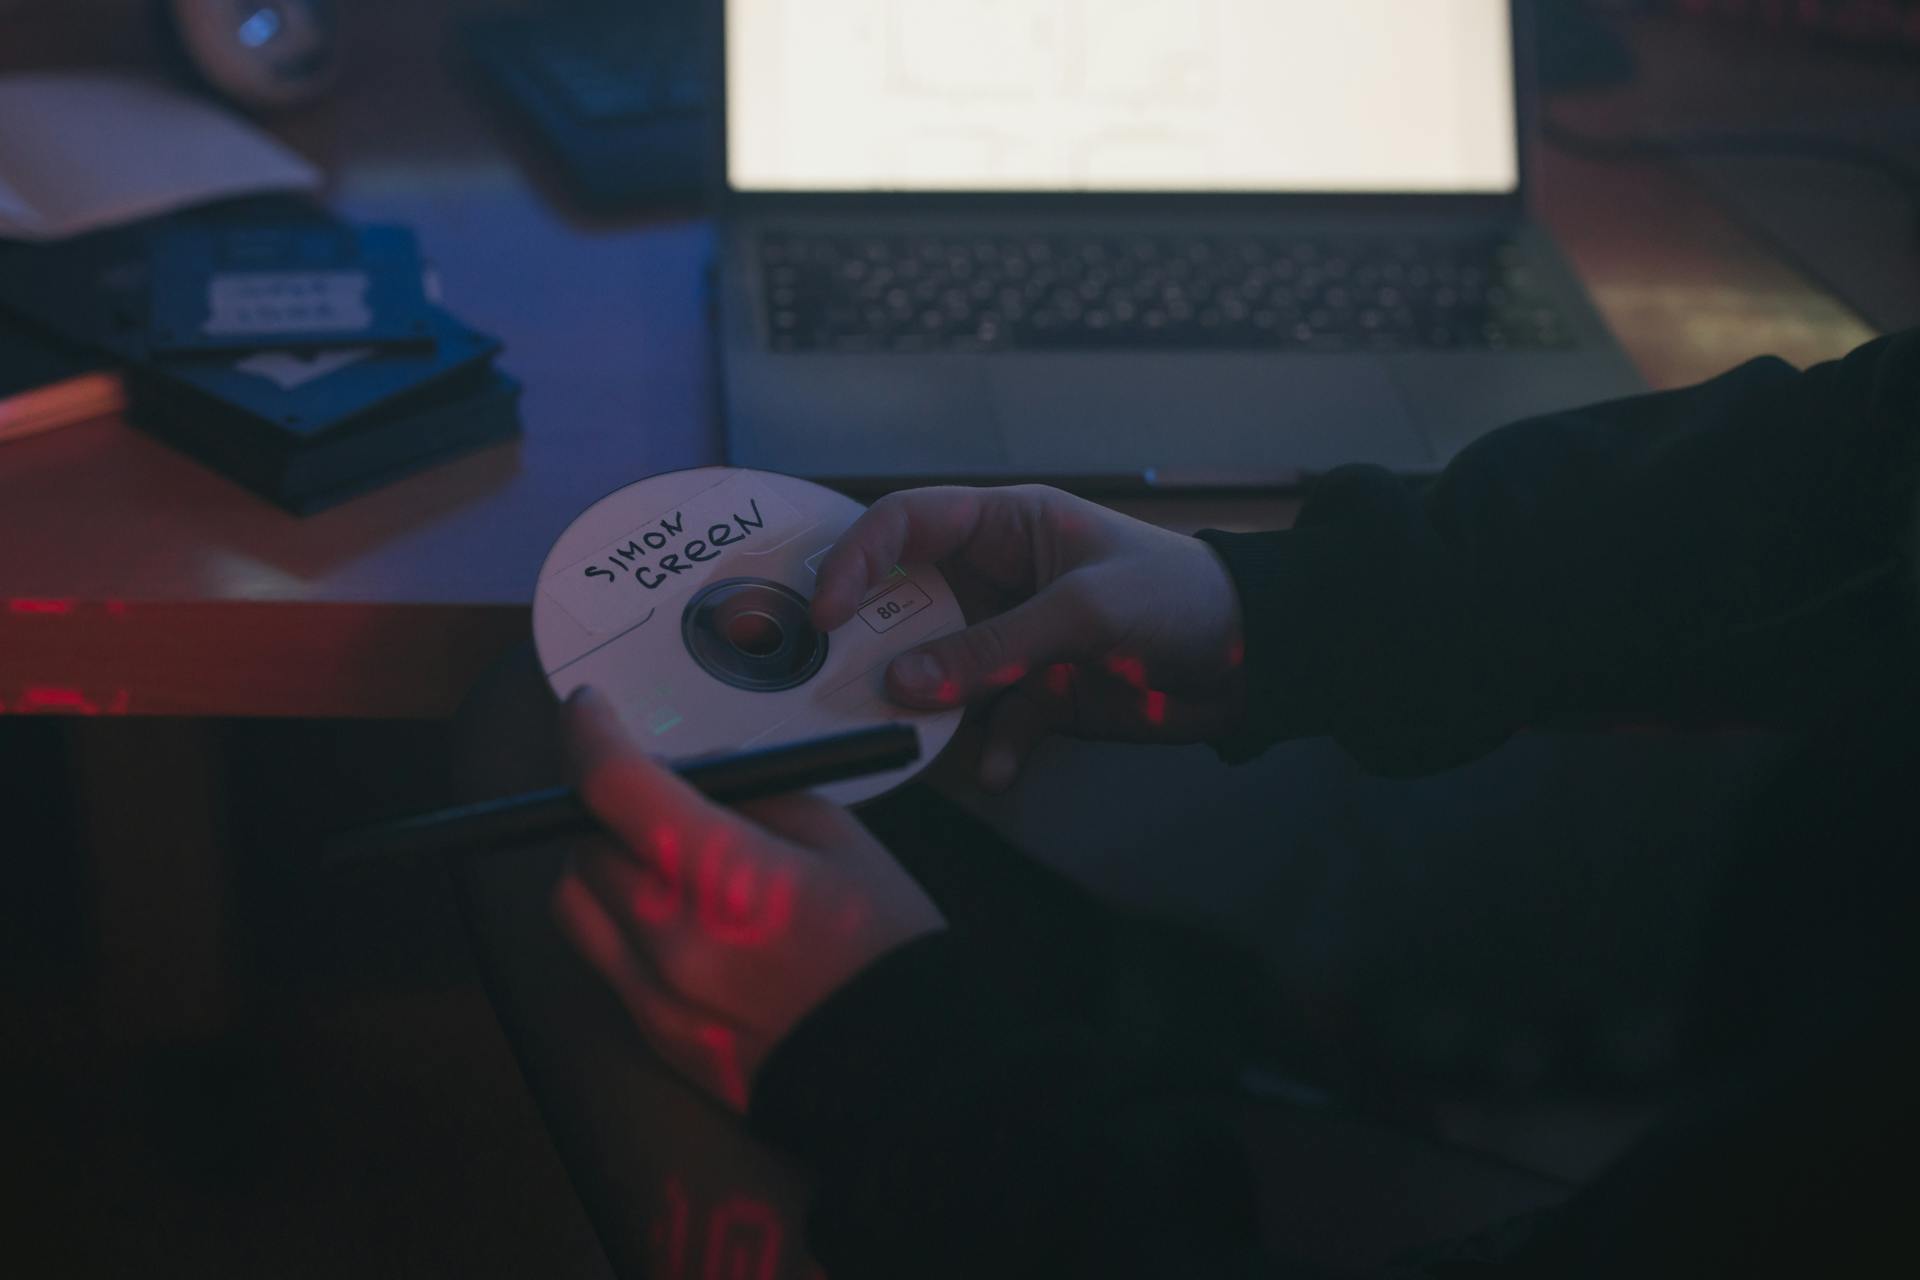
632;824;687;924
656;1176;691;1278
1;685;134;715
704;1198;785;1280
693;832;795;947
695;1023;749;1112
653;1181;795;1280
16;685;101;714
986;661;1027;688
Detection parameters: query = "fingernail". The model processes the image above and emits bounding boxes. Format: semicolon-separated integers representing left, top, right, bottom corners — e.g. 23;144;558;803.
980;747;1017;791
890;650;944;697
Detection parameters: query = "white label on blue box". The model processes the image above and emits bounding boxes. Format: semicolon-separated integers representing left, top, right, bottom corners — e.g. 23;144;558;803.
204;271;373;336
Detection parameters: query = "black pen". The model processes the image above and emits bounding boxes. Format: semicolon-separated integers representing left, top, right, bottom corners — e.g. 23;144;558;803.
324;723;920;866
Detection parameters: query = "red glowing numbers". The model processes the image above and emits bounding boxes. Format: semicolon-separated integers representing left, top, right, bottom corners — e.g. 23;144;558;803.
706;1198;785;1280
655;1179;795;1280
4;685;131;715
632;826;797;948
2;599;134;716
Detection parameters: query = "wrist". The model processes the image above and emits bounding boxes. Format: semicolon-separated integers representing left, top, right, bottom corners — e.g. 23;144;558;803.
1184;534;1247;679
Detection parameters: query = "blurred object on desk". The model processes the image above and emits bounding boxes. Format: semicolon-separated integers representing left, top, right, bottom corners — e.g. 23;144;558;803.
163;0;344;111
0;313;126;445
0;198;522;513
1669;0;1920;52
0;71;320;241
459;0;707;208
1544;10;1920;334
1686;146;1920;333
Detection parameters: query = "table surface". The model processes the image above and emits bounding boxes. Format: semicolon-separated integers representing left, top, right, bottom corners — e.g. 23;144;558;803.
0;11;1887;718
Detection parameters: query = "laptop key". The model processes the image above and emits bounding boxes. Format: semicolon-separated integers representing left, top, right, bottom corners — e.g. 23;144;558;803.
758;231;1576;354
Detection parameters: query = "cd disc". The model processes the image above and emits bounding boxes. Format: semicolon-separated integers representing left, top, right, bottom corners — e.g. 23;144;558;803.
532;467;964;805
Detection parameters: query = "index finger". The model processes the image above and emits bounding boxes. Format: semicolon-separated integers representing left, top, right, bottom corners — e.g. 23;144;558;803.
812;486;1002;630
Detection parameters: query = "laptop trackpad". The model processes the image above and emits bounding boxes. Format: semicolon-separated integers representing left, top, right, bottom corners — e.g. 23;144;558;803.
988;355;1429;477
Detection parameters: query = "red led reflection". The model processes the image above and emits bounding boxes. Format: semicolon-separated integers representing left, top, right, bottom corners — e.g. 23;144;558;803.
1142;688;1167;727
654;1181;794;1280
4;599;136;715
986;661;1027;688
1105;654;1147;689
633;824;687;924
0;686;133;716
694;834;795;948
704;1197;784;1280
1044;663;1074;698
624;827;796;950
695;1023;749;1112
656;1176;692;1277
16;685;100;714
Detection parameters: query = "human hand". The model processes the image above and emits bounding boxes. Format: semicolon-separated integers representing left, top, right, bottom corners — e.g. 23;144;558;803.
811;485;1246;791
551;687;946;1112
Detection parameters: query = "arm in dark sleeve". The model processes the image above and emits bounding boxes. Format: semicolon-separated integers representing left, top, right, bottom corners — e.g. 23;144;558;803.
1199;330;1920;775
749;928;1324;1280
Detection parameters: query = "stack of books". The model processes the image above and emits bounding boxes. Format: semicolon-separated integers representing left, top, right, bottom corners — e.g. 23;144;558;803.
0;198;520;513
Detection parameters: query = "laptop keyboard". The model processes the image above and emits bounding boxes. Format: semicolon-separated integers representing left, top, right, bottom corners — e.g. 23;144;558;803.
758;231;1576;354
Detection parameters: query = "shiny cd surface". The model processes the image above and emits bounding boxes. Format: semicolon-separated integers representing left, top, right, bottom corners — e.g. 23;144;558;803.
532;467;964;805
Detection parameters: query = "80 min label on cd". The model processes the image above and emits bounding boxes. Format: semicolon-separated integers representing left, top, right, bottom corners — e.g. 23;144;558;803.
532;467;964;805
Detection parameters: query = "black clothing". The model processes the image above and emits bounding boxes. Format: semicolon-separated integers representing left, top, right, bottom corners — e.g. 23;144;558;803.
749;332;1920;1277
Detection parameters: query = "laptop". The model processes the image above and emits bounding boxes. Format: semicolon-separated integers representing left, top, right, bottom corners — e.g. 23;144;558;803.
713;0;1644;491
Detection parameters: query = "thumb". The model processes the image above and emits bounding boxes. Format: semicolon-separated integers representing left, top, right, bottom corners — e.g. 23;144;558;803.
885;577;1103;708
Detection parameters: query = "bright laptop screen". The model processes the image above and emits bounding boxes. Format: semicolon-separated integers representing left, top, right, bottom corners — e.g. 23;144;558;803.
726;0;1519;195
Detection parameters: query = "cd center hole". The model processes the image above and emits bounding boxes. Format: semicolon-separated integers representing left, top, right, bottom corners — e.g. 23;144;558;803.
724;609;786;657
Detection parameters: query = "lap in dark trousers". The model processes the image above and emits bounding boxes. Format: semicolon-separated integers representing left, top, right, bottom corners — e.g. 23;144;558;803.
447;646;1567;1277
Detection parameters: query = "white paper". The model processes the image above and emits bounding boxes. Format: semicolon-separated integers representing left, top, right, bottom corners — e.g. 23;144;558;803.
0;73;321;242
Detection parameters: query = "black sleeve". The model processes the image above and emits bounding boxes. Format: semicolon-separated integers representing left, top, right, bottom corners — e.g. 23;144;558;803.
748;337;1920;1279
748;928;1323;1280
1199;330;1920;775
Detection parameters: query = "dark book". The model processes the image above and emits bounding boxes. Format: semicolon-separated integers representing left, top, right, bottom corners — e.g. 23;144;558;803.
1;202;522;511
128;307;520;512
135;364;522;514
147;222;436;357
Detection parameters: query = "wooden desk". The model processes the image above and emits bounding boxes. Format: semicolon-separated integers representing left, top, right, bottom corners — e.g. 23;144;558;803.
0;12;1882;722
